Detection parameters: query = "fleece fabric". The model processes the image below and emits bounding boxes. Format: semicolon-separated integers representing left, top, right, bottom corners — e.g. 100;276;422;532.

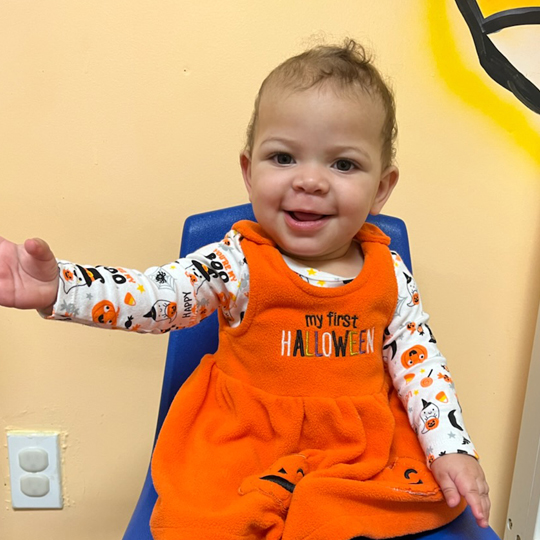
150;220;466;540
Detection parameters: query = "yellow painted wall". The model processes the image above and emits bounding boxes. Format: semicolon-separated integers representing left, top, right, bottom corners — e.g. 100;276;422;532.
1;1;539;538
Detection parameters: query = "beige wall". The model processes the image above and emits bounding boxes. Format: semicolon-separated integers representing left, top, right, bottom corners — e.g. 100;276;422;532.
1;1;539;538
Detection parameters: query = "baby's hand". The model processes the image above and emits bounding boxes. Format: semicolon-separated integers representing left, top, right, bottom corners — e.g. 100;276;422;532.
0;237;59;313
431;453;490;528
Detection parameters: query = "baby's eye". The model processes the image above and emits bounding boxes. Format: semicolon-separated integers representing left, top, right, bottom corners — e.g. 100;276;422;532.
333;159;356;172
272;153;294;165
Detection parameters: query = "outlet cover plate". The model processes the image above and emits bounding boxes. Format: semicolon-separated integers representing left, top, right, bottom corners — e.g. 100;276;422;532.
7;432;63;509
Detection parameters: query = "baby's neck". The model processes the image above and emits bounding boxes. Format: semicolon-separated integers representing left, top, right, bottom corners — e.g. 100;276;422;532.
282;242;364;278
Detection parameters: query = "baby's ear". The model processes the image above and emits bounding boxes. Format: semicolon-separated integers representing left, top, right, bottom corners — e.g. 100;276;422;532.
370;165;399;215
240;152;253;198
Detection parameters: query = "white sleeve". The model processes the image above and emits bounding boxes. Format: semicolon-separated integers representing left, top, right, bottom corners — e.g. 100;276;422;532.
383;252;478;466
47;229;250;334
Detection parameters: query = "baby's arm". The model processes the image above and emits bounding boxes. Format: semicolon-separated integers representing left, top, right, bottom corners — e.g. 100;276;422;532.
384;253;490;527
45;230;248;333
0;237;59;312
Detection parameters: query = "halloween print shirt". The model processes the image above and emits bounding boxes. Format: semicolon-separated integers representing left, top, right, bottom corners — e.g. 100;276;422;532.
49;229;477;466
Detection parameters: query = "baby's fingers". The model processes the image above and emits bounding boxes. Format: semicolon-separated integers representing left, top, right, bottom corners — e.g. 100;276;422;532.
24;238;54;261
22;238;58;281
437;475;462;508
455;474;490;528
473;477;491;528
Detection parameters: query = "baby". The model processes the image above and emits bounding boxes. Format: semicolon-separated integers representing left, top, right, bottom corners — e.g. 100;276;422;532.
0;40;490;539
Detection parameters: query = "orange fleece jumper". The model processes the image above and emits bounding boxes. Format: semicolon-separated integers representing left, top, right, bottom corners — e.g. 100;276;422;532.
150;220;466;540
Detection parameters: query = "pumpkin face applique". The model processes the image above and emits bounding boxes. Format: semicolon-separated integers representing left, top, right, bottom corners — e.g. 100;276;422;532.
401;345;428;369
92;300;120;327
239;454;309;505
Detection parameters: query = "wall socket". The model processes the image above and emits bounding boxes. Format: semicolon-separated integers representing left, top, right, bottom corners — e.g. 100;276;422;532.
7;432;63;509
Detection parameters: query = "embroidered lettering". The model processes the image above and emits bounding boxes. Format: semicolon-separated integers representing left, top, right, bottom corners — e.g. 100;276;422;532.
332;331;349;357
280;328;375;358
322;332;332;357
305;314;323;328
293;330;305;357
281;330;292;356
348;331;360;356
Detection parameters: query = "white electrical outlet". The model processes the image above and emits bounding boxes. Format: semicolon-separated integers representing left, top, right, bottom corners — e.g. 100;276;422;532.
7;432;63;509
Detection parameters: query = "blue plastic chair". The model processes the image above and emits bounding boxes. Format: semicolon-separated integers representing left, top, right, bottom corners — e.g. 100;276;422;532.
123;203;499;540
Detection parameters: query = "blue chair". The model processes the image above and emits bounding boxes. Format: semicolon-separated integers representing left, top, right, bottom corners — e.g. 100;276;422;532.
123;203;499;540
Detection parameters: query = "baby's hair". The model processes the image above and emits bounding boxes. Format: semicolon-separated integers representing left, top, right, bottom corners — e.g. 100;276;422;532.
244;38;397;167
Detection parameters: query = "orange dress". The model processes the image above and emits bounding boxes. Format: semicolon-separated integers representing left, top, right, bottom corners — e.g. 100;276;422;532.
150;220;465;540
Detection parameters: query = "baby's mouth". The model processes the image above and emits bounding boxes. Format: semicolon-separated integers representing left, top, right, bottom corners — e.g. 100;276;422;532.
288;211;327;222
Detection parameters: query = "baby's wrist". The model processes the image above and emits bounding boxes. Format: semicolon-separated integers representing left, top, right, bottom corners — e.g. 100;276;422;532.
432;452;479;467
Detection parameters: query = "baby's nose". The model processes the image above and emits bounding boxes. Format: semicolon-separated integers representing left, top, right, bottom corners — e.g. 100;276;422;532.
292;165;330;194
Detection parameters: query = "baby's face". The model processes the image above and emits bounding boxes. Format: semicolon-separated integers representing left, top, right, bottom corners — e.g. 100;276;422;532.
241;85;398;266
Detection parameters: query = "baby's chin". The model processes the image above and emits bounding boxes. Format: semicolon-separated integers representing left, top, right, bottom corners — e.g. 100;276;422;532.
277;240;329;258
278;245;351;266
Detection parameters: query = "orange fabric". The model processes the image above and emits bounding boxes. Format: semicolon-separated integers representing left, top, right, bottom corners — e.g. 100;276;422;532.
150;220;466;540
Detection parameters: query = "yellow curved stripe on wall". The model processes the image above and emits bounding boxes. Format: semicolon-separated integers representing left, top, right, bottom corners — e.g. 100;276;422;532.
427;1;540;164
477;0;540;17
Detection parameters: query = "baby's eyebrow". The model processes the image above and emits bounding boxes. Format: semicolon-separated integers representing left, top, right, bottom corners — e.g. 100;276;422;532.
259;136;297;147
